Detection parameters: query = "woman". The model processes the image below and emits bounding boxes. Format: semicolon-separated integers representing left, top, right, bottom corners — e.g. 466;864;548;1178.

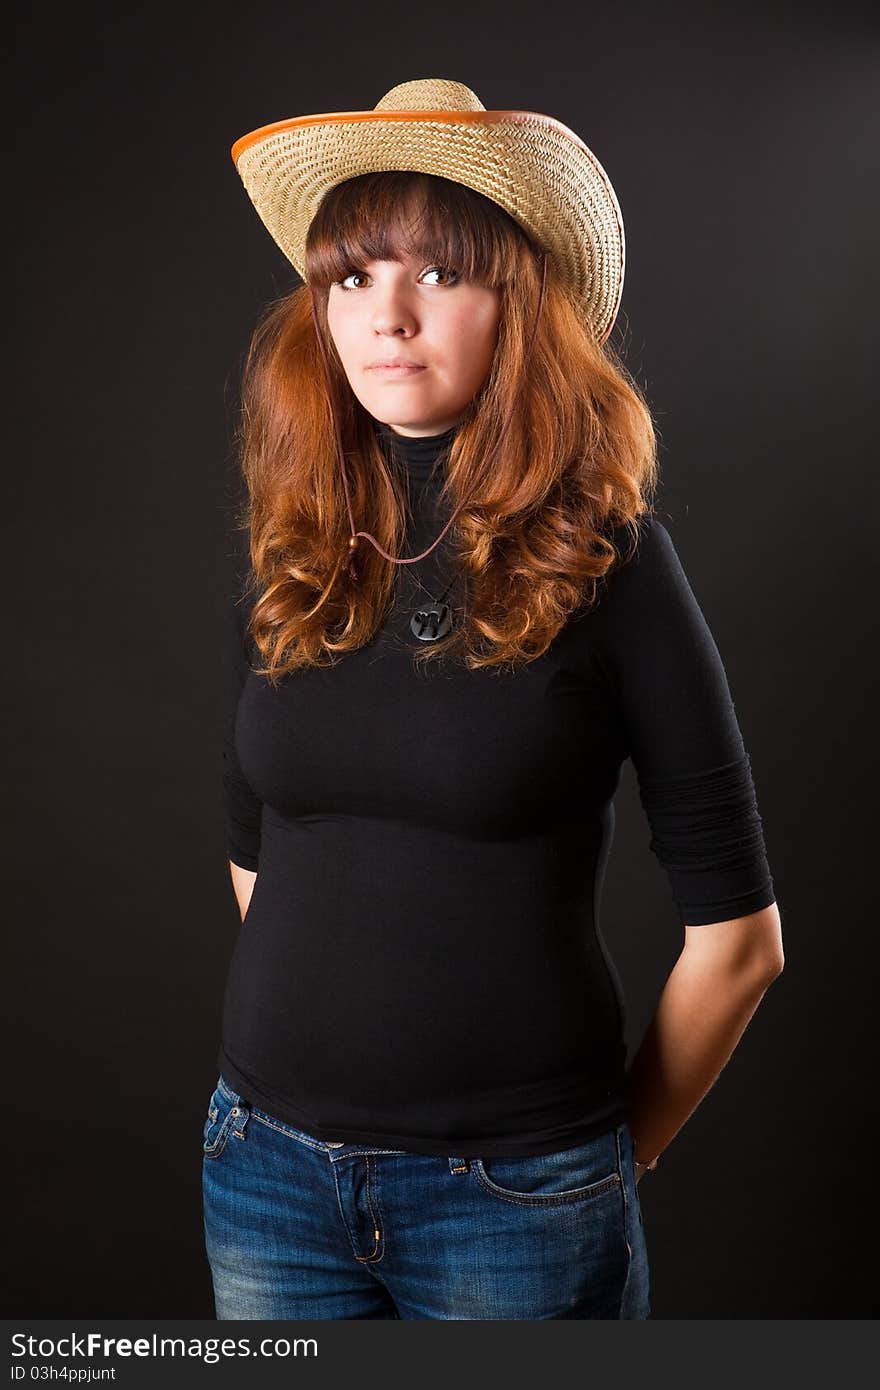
203;78;784;1320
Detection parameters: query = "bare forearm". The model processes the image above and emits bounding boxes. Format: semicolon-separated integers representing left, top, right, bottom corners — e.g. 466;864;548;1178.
229;860;257;922
626;943;782;1165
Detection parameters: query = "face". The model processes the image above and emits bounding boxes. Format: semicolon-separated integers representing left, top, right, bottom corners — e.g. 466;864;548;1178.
325;249;502;437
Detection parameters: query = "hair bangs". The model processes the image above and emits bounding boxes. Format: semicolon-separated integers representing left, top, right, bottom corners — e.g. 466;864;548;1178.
304;171;522;290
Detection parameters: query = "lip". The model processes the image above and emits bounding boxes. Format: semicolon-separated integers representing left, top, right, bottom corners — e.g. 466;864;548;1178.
368;363;427;376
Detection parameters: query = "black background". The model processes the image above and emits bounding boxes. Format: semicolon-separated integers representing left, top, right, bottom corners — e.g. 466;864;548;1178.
6;0;878;1318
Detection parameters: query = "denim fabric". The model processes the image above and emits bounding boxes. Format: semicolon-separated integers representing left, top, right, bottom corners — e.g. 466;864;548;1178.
202;1074;651;1320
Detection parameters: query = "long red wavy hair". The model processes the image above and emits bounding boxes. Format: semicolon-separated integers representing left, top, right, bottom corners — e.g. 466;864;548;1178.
234;171;658;680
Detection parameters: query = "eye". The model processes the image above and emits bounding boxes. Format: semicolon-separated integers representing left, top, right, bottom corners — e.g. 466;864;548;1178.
337;270;369;291
422;266;460;286
334;265;461;292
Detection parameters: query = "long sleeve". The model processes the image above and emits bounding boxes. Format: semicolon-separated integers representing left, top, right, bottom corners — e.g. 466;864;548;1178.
222;572;263;871
592;517;776;926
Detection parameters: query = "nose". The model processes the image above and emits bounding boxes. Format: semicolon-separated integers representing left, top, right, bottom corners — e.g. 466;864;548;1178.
370;279;417;338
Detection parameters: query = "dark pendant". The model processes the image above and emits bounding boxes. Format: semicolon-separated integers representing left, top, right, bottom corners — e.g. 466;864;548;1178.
410;602;453;643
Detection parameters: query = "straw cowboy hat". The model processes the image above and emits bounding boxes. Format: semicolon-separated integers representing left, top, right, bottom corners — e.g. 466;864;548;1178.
231;77;626;345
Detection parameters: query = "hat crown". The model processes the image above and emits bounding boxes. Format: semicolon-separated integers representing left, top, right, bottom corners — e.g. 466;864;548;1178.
374;78;486;113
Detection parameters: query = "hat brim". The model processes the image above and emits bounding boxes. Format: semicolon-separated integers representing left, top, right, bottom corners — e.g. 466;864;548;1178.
232;108;625;344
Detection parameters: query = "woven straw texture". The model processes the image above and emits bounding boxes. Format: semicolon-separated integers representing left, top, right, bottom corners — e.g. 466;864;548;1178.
233;78;625;344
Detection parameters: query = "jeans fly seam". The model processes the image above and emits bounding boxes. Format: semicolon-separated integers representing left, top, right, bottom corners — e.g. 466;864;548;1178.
370;1155;393;1267
330;1160;361;1259
354;1156;385;1265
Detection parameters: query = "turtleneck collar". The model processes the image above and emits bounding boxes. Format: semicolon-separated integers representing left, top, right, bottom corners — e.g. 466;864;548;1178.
373;419;459;485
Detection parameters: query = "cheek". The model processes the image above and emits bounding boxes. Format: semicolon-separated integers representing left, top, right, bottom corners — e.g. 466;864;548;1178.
326;302;359;359
467;294;501;348
325;308;344;353
451;304;500;378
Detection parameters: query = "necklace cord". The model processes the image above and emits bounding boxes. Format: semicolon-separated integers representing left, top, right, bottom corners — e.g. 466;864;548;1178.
310;252;549;583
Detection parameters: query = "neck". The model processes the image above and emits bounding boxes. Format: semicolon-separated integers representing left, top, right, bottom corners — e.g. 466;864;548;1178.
374;420;459;485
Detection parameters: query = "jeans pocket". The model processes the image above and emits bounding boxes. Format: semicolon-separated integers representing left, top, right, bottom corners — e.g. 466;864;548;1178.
202;1075;242;1160
470;1127;623;1207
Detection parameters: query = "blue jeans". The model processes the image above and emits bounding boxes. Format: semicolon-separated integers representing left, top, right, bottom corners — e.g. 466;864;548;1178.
202;1074;651;1320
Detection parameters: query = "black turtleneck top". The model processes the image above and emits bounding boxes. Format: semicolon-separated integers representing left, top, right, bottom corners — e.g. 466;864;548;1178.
217;420;776;1156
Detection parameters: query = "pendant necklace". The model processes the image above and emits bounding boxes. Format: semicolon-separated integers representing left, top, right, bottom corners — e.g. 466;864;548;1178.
404;481;460;642
408;567;456;643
